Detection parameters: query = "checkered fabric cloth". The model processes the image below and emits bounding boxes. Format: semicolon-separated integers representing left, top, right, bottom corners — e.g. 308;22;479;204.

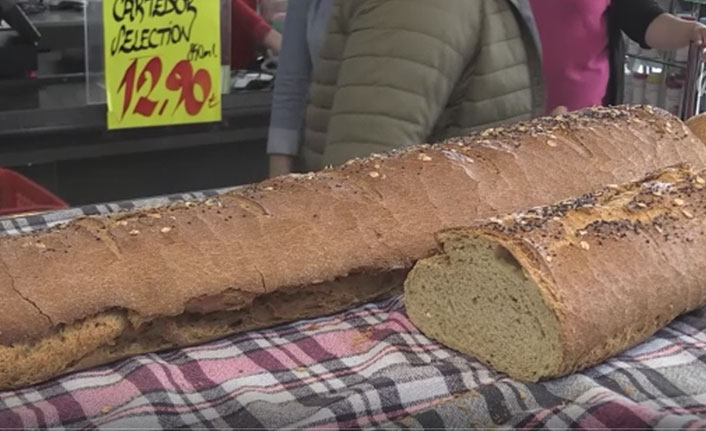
0;193;705;430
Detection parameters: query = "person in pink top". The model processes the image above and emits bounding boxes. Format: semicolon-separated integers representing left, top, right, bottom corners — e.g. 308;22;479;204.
530;0;706;114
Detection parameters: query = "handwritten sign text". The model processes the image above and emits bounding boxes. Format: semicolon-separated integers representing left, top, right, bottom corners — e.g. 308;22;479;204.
104;0;222;129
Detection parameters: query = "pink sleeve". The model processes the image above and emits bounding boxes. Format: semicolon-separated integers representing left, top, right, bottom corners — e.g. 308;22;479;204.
233;0;273;42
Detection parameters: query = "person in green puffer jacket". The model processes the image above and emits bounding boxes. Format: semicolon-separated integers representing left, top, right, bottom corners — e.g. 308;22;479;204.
295;0;545;172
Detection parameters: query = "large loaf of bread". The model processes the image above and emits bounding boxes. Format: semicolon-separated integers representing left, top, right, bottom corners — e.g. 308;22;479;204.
1;106;705;391
405;164;706;381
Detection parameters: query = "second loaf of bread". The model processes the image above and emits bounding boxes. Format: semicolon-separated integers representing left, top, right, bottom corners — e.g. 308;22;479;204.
1;106;705;391
405;164;706;381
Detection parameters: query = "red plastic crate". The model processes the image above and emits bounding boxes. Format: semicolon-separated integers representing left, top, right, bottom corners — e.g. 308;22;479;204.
0;169;68;216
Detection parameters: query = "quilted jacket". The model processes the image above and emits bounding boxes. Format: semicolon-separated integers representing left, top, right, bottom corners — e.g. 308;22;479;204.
301;0;545;171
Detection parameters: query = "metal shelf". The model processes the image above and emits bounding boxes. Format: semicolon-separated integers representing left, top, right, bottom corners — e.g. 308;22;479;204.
625;54;687;69
623;0;702;119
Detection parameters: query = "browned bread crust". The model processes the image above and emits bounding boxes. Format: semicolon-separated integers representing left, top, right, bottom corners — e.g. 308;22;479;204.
687;112;706;143
1;106;704;390
405;164;706;381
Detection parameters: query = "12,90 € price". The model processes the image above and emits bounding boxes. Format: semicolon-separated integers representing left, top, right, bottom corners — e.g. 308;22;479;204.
116;56;218;120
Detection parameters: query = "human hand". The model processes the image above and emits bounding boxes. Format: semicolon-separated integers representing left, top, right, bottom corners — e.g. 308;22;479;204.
646;14;706;58
269;154;294;178
263;28;282;54
688;21;706;46
682;21;706;60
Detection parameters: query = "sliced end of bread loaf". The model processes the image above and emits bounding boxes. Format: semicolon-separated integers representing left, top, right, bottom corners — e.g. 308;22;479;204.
404;230;562;382
406;164;706;382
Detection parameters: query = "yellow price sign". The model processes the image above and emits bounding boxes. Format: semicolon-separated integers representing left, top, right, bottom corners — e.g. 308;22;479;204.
103;0;222;130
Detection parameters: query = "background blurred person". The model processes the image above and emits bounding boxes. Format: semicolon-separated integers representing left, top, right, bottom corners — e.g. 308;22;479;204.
231;0;282;71
299;0;545;173
267;0;333;177
530;0;706;113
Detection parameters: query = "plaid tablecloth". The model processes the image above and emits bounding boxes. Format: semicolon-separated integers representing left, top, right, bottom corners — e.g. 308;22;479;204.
1;192;706;430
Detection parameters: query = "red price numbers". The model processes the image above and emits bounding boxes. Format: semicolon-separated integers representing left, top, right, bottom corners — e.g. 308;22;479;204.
117;56;215;120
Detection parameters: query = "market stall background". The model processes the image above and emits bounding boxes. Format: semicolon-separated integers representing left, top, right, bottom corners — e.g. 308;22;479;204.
0;0;270;206
1;0;706;207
